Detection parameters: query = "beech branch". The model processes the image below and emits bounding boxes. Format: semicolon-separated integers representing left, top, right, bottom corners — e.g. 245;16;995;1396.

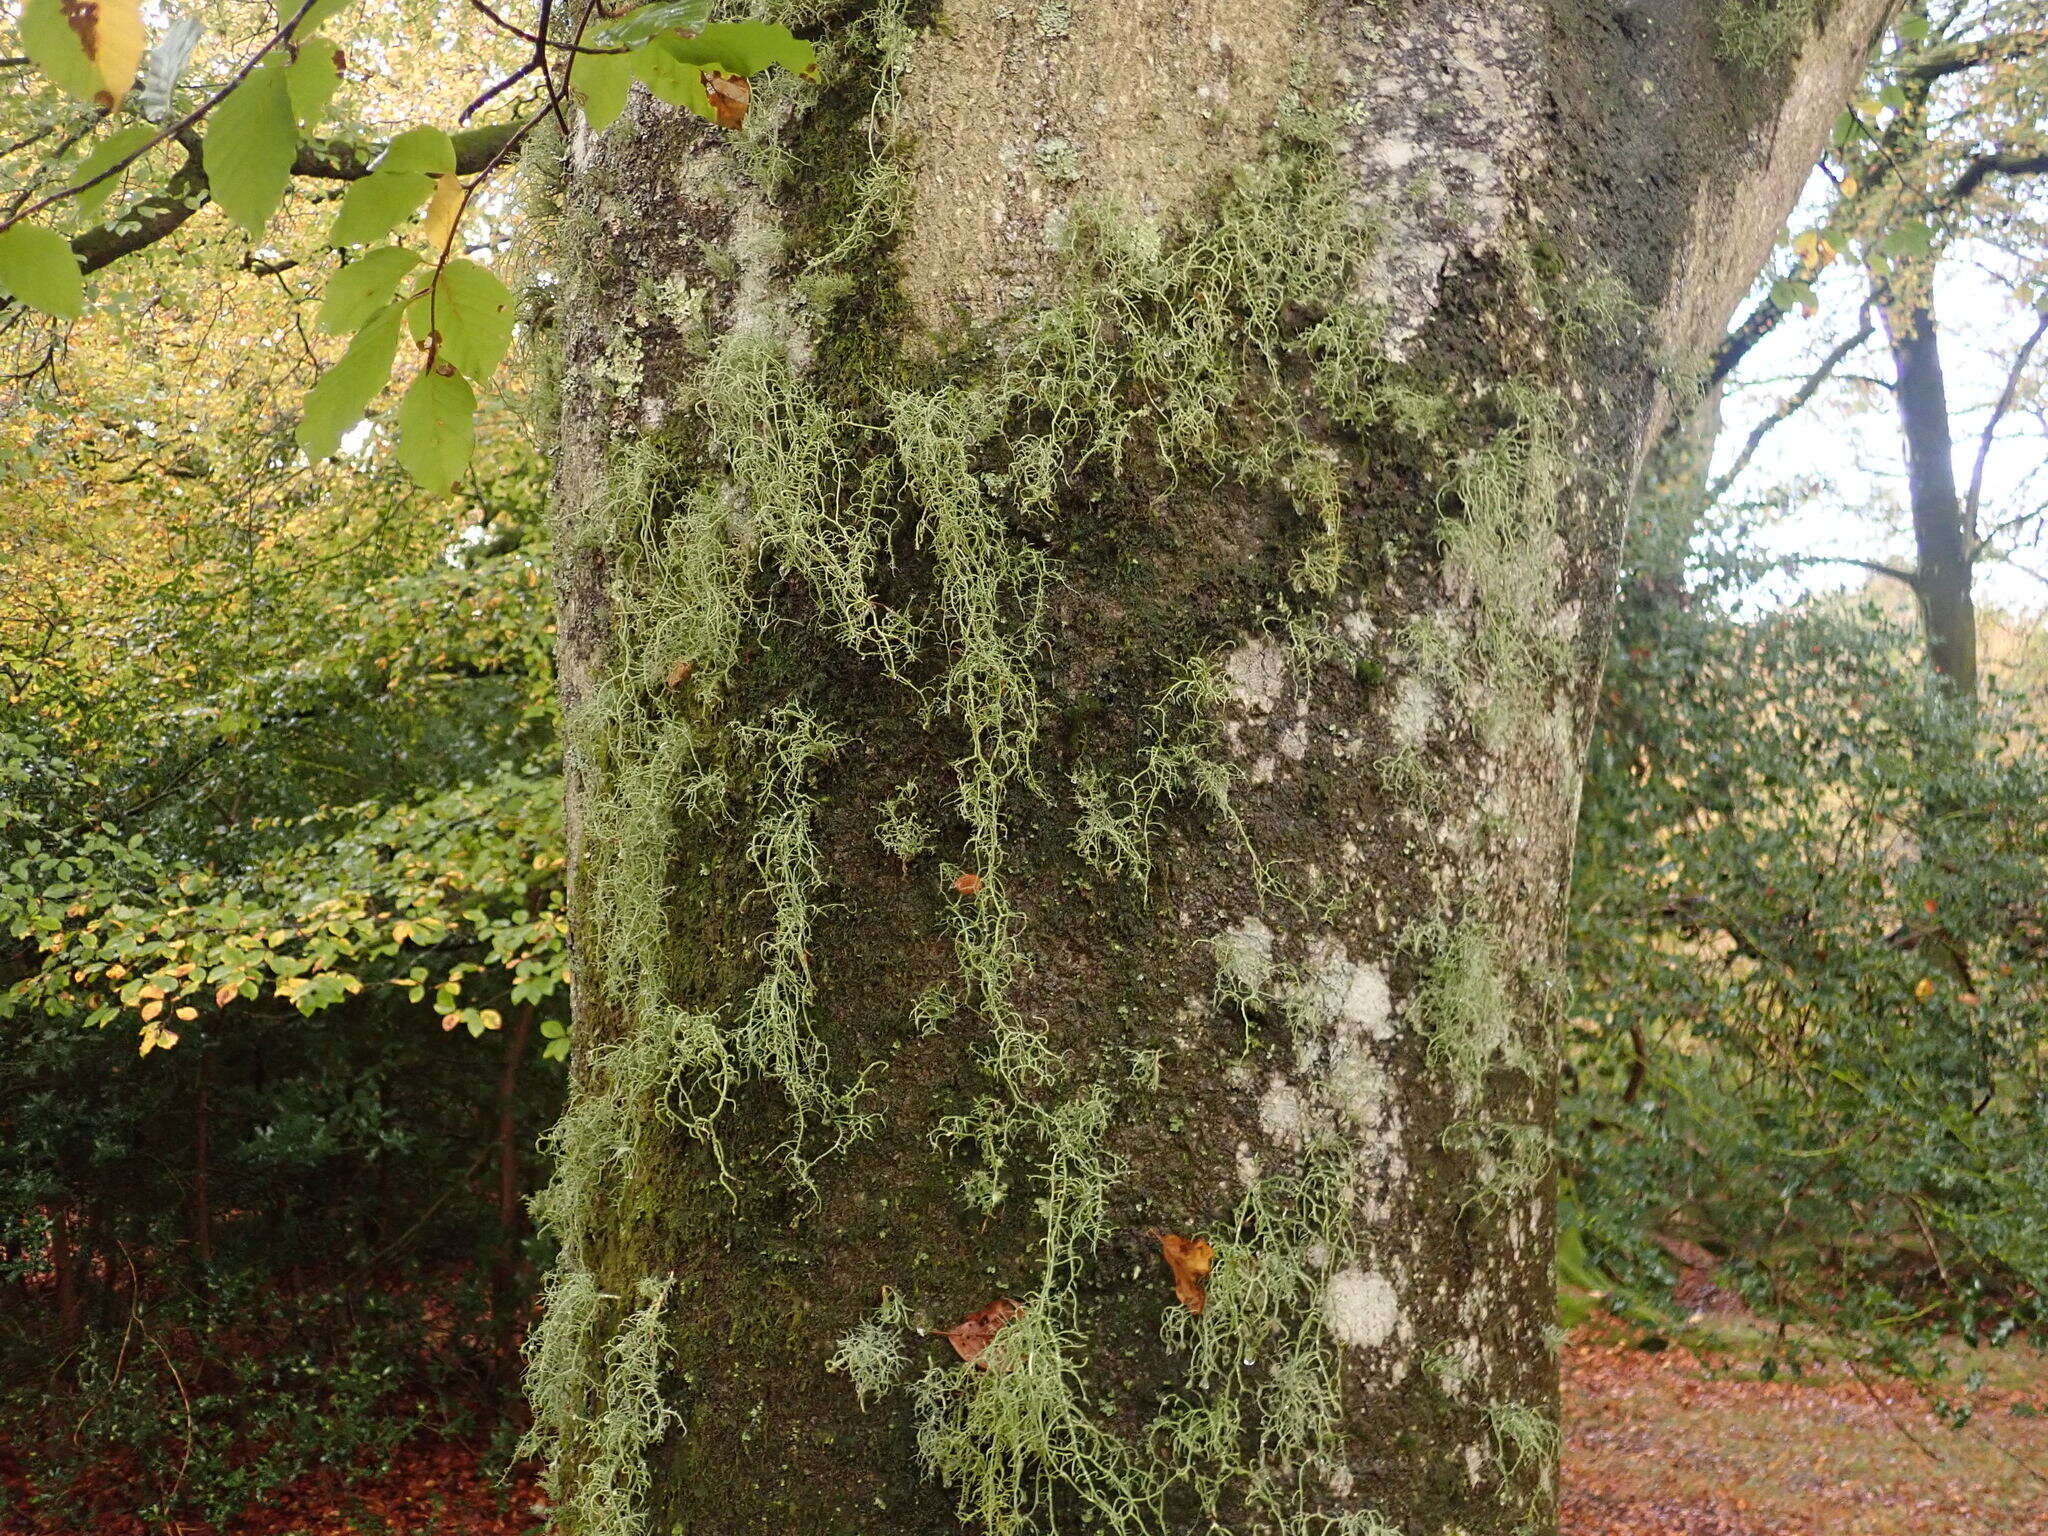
61;121;521;280
1707;310;1876;504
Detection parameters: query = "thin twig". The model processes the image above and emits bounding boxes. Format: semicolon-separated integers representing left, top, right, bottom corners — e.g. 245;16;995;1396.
1964;310;2048;549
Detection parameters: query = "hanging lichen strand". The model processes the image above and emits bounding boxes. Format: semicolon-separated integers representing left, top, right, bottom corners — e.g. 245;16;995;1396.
525;14;1612;1528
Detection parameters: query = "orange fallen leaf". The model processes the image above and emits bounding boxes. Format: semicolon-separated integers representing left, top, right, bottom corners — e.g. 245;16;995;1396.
952;872;983;895
666;658;695;687
1155;1230;1215;1314
1914;976;1935;1000
941;1298;1021;1365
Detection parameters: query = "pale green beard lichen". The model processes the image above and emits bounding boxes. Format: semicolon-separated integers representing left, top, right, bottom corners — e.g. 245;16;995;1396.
1404;379;1570;751
829;1290;914;1408
1072;658;1237;883
1484;1398;1558;1490
1411;919;1551;1210
519;1276;680;1536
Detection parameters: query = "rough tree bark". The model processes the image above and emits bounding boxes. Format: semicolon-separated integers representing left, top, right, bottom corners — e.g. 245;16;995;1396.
527;3;1895;1533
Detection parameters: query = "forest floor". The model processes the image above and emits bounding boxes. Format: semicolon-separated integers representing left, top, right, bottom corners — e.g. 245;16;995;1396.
1560;1326;2048;1535
11;1324;2048;1534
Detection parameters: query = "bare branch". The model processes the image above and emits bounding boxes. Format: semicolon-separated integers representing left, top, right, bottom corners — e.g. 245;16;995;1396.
1900;28;2048;81
1949;149;2048;203
1708;310;1876;504
1965;310;2048;549
1782;553;1921;587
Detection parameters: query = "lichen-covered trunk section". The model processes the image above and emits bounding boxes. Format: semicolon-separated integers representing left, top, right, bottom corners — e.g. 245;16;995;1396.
530;2;1893;1533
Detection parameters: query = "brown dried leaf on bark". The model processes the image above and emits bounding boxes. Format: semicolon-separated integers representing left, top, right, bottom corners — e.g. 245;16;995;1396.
1155;1231;1215;1314
941;1298;1021;1364
704;70;750;130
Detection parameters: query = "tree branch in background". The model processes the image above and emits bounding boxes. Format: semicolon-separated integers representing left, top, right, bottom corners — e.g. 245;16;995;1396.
1965;310;2048;551
1708;309;1876;504
1782;553;1921;588
1949;150;2048;203
1710;285;1798;393
1901;28;2048;81
61;121;521;280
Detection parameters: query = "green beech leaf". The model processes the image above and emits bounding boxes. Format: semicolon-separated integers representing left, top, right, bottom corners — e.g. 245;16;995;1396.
1880;220;1935;258
290;0;356;38
657;20;816;78
594;0;713;47
631;43;716;116
298;302;404;459
330;169;433;246
19;0;102;102
285;35;344;128
0;221;85;319
568;46;634;130
409;258;514;381
372;126;456;175
396;363;476;493
206;59;299;236
67;123;159;221
319;245;422;334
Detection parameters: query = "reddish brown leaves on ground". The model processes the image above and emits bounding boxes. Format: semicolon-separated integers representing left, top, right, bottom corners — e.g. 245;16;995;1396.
1154;1231;1215;1314
940;1298;1020;1365
1562;1326;2048;1536
0;1437;546;1536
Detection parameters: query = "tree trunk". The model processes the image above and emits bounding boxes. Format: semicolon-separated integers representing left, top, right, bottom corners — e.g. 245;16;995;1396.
1881;289;1979;702
528;3;1894;1533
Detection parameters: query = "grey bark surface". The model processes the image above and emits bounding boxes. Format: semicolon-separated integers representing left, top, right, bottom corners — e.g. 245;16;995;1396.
534;3;1897;1534
1883;292;1980;700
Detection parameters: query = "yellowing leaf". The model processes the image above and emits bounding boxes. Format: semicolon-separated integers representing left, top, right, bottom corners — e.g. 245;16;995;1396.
140;998;162;1021
90;0;145;106
22;0;142;105
175;1006;198;1021
214;981;240;1007
421;172;463;257
1914;976;1935;1000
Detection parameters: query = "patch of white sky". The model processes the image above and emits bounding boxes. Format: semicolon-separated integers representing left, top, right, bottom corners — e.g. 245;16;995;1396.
1709;166;2047;626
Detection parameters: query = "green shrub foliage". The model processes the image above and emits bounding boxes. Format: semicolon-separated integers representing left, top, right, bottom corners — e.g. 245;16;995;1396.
1567;552;2048;1381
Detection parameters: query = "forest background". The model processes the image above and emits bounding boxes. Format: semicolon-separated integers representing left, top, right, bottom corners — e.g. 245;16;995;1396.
3;0;2047;1529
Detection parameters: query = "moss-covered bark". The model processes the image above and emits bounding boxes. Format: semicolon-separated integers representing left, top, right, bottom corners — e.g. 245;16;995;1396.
530;2;1895;1532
